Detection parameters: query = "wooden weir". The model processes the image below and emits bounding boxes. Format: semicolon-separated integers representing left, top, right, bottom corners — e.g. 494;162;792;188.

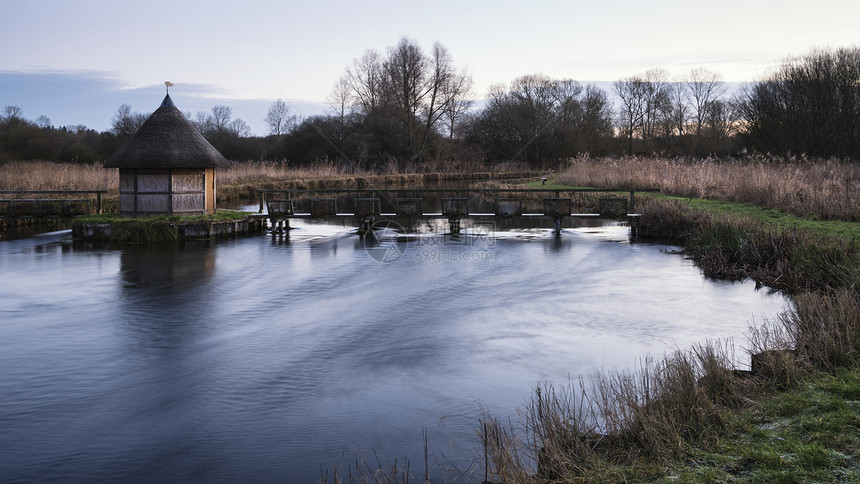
256;187;659;237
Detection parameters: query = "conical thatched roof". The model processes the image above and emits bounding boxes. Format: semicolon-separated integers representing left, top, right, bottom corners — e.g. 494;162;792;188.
104;95;229;169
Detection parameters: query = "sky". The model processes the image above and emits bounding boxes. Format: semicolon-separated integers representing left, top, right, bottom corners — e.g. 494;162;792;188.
1;0;858;135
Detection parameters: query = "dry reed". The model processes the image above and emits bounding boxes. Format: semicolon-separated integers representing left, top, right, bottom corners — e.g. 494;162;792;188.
0;160;118;192
481;340;747;482
556;155;860;221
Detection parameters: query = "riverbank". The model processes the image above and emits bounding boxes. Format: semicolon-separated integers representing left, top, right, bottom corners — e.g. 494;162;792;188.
476;177;859;482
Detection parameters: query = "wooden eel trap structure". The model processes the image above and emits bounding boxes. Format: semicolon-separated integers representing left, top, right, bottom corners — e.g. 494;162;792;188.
255;188;658;236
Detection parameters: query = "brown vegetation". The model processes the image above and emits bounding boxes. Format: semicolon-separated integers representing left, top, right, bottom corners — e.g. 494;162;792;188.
556;155;860;221
0;160;117;192
477;156;859;482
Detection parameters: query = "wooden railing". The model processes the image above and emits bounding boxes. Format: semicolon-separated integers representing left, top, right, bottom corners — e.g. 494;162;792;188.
0;190;108;216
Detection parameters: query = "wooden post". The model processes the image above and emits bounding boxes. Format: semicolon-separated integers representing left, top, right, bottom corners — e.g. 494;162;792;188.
449;217;461;234
629;190;635;213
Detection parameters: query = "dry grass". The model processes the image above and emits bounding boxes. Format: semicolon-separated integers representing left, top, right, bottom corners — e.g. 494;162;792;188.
555;155;860;221
479;186;860;482
218;160;356;186
482;285;860;481
480;340;750;482
216;160;538;201
218;159;533;187
0;160;117;192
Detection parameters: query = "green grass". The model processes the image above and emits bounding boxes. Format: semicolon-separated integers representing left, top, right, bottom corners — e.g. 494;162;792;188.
73;210;256;244
77;209;253;224
527;179;860;242
659;370;860;483
653;195;860;243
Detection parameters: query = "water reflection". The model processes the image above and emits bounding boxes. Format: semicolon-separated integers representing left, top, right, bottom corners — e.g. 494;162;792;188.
121;241;216;286
546;231;570;252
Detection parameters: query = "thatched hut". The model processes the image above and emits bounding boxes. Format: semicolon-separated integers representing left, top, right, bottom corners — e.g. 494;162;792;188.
104;94;229;217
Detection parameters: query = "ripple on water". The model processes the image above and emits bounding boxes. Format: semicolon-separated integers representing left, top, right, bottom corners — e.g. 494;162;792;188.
0;222;789;482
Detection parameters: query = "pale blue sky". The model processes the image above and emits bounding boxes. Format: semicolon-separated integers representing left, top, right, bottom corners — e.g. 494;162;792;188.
2;0;858;134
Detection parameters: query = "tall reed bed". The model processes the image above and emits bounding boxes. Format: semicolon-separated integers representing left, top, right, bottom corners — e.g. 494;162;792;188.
0;160;118;192
555;156;860;221
217;159;530;187
217;160;355;186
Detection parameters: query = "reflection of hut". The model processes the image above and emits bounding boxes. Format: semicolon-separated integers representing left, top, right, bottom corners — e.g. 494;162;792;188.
104;94;229;217
120;241;216;286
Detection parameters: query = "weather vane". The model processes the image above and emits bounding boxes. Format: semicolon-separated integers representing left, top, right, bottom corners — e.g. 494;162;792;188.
165;81;174;94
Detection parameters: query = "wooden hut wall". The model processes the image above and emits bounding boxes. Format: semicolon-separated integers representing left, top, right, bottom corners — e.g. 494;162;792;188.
171;169;206;215
118;168;211;217
118;169;135;216
118;168;172;216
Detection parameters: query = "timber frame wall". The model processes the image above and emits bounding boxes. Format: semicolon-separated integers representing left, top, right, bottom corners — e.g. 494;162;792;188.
119;168;216;217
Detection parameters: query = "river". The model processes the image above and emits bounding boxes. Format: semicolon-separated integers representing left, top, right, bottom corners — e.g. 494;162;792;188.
0;217;789;482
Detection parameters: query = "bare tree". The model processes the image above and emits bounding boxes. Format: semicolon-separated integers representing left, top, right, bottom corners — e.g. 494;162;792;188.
327;76;353;145
686;67;727;137
580;85;614;150
344;49;384;116
419;43;473;147
193;111;211;134
210;105;233;131
668;80;689;138
641;69;672;142
228;118;251;138
336;38;474;163
2;105;24;121
383;37;429;159
111;104;147;138
441;69;473;139
35;115;52;129
704;99;739;142
475;75;612;163
614;76;647;154
265;99;295;136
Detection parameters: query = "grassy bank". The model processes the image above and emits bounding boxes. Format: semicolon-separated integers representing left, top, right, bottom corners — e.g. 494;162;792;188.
73;210;256;244
662;369;860;483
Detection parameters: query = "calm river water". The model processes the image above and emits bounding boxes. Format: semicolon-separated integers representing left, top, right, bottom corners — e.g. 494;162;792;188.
0;217;789;482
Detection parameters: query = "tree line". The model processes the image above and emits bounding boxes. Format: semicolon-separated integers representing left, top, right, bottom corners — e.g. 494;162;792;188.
2;42;858;166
